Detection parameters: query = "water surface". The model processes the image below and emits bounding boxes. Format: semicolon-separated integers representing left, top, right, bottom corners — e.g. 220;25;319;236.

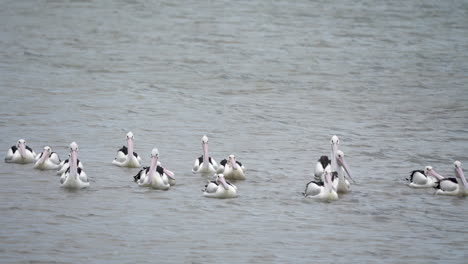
1;0;467;263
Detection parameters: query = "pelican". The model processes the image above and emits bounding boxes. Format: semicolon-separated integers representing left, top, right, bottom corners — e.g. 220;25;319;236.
136;148;170;190
435;161;467;196
202;174;237;198
61;142;89;189
133;148;176;186
303;171;338;201
313;156;331;182
217;154;246;180
407;166;444;188
4;139;36;164
192;135;218;175
112;132;141;168
34;146;61;170
57;154;84;175
333;150;355;193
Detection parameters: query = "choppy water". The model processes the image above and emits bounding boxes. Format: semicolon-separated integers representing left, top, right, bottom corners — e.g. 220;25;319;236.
1;0;468;263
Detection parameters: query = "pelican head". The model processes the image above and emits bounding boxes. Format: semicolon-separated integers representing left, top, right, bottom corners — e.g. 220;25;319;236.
336;150;344;159
151;148;159;158
216;174;229;190
453;160;467;190
330;135;340;145
424;166;433;173
454;161;464;179
424;165;445;181
17;139;26;147
125;132;136;155
70;142;78;151
202;135;209;144
126;131;134;140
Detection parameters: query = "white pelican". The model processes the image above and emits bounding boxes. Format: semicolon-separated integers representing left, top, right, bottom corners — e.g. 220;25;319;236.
61;142;89;189
313;155;331;182
303;171;338;201
133;148;176;186
112;132;141;168
407;166;444;188
203;174;237;198
192;135;218;175
4;139;36;164
34;146;61;170
217;154;246;180
136;148;170;190
435;161;467;196
333;150;355;193
56;154;84;175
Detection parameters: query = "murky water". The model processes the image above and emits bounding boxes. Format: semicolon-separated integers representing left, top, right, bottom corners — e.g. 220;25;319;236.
1;0;467;263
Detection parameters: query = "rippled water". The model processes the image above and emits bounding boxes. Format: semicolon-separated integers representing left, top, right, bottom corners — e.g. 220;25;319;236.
1;0;467;263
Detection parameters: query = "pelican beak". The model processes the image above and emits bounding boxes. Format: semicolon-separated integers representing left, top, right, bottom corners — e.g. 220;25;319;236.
426;169;444;181
455;167;468;190
69;148;78;178
337;156;355;183
218;176;229;190
38;148;49;164
324;172;335;192
202;141;208;156
127;137;134;154
147;155;158;181
331;141;339;171
230;157;238;170
164;168;176;180
18;142;27;158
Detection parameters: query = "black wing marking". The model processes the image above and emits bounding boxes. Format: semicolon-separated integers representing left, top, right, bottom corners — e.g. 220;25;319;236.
51;152;61;162
202;181;219;192
156;166;164;176
65;167;83;175
331;171;338;181
433;178;457;189
133;167;147;182
118;146;128;155
197;156;214;165
303;180;324;196
318;156;330;170
409;170;425;182
220;159;242;167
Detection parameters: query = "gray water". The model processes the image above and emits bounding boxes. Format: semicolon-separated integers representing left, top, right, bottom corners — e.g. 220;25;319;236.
1;0;467;263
